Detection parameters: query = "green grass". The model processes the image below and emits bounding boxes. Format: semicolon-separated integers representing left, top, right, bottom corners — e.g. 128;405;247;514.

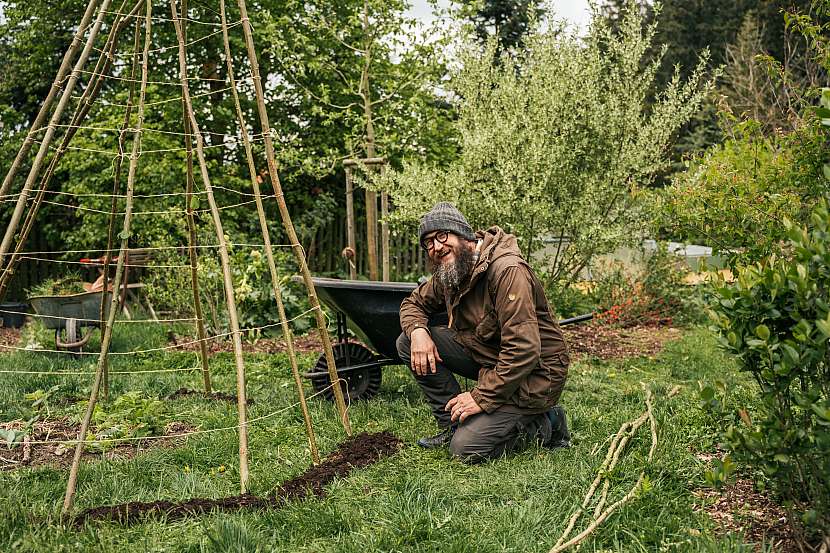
0;322;768;552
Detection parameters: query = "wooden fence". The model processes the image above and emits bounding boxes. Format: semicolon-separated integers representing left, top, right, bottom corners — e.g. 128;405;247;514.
304;212;425;279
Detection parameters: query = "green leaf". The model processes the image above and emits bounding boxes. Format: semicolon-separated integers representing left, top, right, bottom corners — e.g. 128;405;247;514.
816;316;830;339
755;324;770;341
190;196;200;210
118;230;131;240
823;163;830;182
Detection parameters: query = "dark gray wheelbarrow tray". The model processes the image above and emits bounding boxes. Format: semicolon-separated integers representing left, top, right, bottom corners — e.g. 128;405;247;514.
29;291;112;354
299;277;592;402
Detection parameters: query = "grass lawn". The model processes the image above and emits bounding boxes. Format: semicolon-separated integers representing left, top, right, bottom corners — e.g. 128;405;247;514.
0;322;768;552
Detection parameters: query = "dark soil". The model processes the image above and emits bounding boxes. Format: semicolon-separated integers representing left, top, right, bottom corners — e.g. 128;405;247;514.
563;323;680;360
693;478;803;552
0;419;194;471
169;332;323;355
0;326;21;348
166;387;255;405
74;431;402;526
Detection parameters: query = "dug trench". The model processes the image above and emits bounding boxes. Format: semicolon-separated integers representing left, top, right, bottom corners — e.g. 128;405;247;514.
73;431;402;526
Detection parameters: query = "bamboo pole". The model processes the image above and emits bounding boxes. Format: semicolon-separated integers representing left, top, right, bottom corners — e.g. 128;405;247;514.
170;0;251;491
345;166;357;280
0;0;141;302
180;0;213;394
218;0;318;464
0;0;100;200
62;0;151;516
234;0;352;435
0;0;114;265
99;5;143;400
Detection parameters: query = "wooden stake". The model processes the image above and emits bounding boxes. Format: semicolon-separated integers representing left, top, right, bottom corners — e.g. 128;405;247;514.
218;0;318;464
381;187;389;282
235;0;352;435
170;0;250;491
62;0;151;516
180;0;212;394
345;166;357;280
0;0;101;200
0;0;113;264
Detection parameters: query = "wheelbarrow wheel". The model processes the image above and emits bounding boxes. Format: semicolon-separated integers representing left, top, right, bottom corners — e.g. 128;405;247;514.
55;318;91;357
310;342;382;402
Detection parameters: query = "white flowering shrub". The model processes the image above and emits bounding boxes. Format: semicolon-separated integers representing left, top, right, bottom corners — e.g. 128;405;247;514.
375;2;714;283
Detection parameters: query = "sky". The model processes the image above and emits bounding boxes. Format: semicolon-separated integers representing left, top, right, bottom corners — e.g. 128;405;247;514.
407;0;593;33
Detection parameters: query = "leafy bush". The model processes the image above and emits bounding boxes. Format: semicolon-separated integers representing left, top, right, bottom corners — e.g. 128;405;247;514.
591;243;696;327
708;199;830;536
144;240;312;338
657;113;826;269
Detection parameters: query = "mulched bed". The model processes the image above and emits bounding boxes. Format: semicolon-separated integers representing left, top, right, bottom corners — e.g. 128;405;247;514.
74;431;402;526
0;418;195;471
0;326;21;348
562;323;681;360
166;387;255;405
693;479;801;552
169;332;323;355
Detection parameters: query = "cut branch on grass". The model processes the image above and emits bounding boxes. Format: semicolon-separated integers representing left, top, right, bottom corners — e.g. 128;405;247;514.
550;385;675;553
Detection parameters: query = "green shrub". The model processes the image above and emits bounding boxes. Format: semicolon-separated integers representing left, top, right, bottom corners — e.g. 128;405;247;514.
708;199;830;537
590;243;697;327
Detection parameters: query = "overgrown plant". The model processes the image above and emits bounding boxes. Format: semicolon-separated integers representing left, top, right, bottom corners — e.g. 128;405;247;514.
375;0;714;285
708;199;830;538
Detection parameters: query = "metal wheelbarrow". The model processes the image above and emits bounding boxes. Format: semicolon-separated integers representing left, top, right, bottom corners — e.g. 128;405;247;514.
29;291;112;355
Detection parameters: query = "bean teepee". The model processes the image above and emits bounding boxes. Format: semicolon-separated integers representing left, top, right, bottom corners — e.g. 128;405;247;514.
0;0;352;515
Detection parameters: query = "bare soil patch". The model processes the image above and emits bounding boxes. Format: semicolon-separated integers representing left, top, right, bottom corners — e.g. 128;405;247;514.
563;323;681;360
0;418;195;471
74;431;402;526
166;387;255;405
0;326;21;348
693;479;801;552
169;332;322;355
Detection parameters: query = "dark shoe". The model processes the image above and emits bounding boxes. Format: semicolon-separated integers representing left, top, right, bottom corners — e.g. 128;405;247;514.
417;426;455;449
544;406;570;449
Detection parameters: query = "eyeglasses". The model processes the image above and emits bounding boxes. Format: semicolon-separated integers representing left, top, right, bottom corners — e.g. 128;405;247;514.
421;230;449;251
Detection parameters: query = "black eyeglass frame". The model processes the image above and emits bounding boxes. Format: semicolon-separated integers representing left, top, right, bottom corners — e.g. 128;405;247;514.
421;230;450;251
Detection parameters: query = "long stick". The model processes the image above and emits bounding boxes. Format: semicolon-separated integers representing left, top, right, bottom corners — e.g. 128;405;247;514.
170;0;251;491
180;0;212;394
218;0;318;463
234;0;352;435
0;0;100;200
99;4;143;400
0;0;114;264
62;0;151;516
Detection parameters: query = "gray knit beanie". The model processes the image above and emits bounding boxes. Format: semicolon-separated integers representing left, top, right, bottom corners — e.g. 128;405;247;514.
418;202;476;247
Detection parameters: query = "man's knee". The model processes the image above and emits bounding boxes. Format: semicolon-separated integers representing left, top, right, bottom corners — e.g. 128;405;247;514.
396;332;410;366
449;426;499;464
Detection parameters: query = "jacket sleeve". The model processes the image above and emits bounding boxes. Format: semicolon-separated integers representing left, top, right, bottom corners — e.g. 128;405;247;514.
470;264;540;413
399;277;446;337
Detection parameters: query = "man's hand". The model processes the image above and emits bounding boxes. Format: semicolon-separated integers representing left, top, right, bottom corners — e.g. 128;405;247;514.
410;327;443;376
446;392;482;424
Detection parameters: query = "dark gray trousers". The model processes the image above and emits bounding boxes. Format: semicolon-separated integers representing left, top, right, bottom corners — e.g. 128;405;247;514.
396;326;551;463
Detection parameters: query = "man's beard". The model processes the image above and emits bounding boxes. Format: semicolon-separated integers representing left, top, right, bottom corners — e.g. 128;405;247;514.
432;244;475;295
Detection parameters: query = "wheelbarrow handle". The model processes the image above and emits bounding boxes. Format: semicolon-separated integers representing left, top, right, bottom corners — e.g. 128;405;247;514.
557;313;594;326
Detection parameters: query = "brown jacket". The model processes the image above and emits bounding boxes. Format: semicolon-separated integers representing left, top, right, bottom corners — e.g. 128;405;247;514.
400;226;569;414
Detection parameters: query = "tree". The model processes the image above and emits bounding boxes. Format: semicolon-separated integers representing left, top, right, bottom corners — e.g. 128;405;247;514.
377;2;714;285
457;0;545;55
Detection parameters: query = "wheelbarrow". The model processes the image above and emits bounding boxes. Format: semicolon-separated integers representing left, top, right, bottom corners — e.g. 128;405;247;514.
300;277;593;401
29;291;112;355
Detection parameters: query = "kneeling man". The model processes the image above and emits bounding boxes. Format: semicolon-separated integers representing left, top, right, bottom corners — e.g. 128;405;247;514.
397;202;570;463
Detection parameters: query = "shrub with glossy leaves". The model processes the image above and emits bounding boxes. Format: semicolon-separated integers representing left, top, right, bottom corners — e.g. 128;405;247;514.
709;199;830;536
